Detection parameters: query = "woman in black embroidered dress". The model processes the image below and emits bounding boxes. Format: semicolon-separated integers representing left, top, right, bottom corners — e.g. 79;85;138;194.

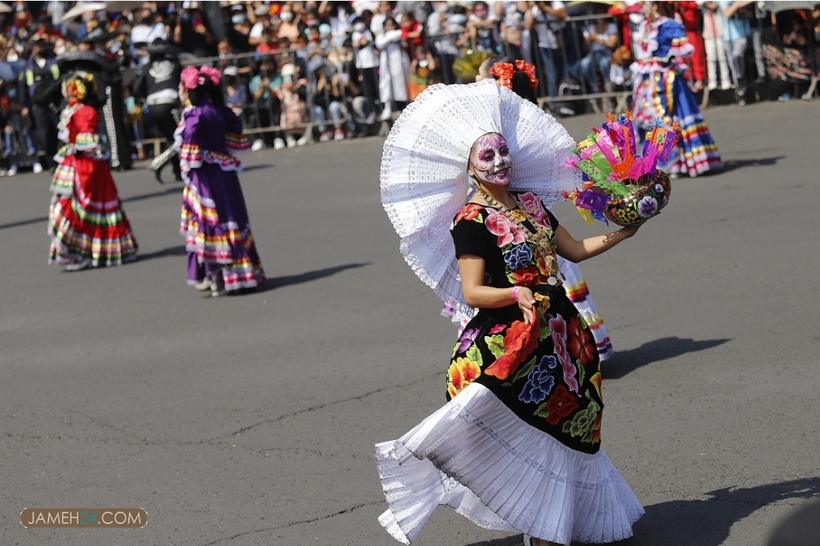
448;132;639;454
376;128;645;546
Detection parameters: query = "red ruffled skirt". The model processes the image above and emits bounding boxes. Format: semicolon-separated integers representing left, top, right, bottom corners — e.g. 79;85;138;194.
48;154;138;267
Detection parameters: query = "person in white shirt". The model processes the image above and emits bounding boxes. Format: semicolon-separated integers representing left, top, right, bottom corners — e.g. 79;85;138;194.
131;7;167;67
351;15;380;122
525;1;567;106
319;0;355;49
248;5;271;47
496;1;533;63
352;0;380;15
370;0;395;36
375;16;409;120
428;3;472;83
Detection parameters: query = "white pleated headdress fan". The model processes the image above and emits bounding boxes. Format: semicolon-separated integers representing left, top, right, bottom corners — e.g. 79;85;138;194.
380;79;578;318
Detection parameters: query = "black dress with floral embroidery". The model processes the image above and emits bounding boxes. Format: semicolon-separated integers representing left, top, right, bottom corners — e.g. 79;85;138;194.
448;192;604;455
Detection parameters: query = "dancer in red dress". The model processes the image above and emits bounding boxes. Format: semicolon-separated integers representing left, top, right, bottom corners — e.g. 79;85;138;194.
48;72;138;271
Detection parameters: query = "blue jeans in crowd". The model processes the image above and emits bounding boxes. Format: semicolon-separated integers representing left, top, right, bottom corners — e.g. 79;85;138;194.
313;102;356;133
580;50;612;93
4;112;36;156
538;47;564;107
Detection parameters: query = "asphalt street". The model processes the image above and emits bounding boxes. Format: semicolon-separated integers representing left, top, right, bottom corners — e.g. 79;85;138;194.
1;99;819;546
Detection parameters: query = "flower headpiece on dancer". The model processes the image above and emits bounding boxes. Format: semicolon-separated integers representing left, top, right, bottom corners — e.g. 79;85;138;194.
180;66;205;90
64;71;97;104
490;60;539;92
380;79;576;318
181;66;222;90
180;65;224;106
564;112;677;226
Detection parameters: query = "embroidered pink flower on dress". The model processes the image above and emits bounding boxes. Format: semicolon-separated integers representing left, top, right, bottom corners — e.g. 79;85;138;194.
199;66;222;87
518;192;550;228
549;314;579;392
549;314;569;365
489;323;506;335
181;66;200;90
485;209;525;247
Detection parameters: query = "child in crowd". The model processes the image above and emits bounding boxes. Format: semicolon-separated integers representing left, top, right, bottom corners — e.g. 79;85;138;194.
277;63;309;147
408;43;437;100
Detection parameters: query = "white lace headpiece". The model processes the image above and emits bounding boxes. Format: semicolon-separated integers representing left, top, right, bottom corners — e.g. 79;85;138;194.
380;79;578;318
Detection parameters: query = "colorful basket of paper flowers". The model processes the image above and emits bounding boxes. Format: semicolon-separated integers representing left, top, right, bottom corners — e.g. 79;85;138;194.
565;112;678;227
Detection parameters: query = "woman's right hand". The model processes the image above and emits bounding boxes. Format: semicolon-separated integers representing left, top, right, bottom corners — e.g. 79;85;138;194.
514;286;538;324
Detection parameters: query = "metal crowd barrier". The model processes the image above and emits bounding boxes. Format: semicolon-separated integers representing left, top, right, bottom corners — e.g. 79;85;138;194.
424;13;631;115
127;47;371;153
124;13;632;155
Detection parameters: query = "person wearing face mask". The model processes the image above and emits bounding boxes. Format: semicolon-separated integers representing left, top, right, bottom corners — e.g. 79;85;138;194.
132;39;183;184
131;7;168;66
65;31;134;171
24;39;59;174
351;14;381;123
426;1;459;84
277;6;303;42
377;80;644;546
375;16;409;121
226;4;252;52
172;6;215;58
468;1;499;53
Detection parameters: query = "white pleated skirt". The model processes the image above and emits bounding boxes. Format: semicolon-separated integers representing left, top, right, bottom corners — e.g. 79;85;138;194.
375;383;644;545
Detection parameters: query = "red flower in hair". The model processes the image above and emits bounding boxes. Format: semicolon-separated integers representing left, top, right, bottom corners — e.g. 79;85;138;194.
489;62;515;90
490;61;539;92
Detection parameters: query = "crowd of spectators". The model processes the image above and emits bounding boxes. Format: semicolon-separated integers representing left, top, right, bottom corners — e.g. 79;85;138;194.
0;1;818;174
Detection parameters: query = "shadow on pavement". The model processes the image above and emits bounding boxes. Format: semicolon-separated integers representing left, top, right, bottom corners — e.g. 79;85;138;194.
632;478;820;546
605;336;731;380
714;156;785;174
255;262;371;292
465;536;522;546
0;188;182;231
123;186;182;204
138;245;187;261
242;163;275;172
0;216;47;230
464;478;820;546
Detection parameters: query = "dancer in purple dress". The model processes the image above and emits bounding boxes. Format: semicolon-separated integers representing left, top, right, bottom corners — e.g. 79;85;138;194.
176;65;265;296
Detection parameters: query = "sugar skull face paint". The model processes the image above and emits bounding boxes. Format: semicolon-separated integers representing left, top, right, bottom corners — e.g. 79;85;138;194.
469;132;512;186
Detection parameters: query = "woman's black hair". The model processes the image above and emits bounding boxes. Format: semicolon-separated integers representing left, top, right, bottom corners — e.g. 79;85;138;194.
653;1;675;19
485;54;511;70
207;79;225;106
510;71;537;104
187;78;217;106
